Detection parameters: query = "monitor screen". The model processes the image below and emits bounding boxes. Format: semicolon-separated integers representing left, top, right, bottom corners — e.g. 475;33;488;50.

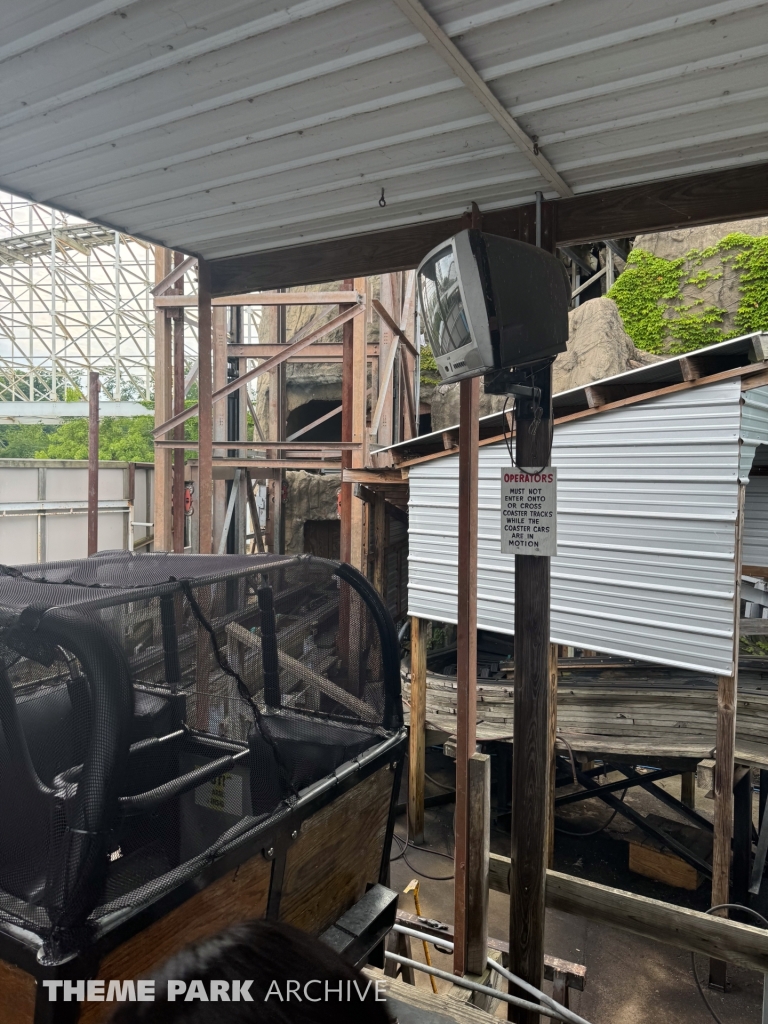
417;244;473;357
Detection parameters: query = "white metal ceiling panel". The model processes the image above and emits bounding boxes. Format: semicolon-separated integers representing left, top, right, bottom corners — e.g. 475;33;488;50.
408;379;748;675
0;0;766;259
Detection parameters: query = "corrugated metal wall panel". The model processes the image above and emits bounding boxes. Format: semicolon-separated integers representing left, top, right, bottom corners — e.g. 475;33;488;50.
740;386;768;479
744;474;768;568
409;379;744;675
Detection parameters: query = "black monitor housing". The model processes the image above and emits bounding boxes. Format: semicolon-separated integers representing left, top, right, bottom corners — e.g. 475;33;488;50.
416;229;571;387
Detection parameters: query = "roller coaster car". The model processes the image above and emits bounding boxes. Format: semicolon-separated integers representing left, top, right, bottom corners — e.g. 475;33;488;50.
0;552;404;1024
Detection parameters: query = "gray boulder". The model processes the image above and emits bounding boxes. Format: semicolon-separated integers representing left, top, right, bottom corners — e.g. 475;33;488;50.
430;298;659;431
631;217;768;346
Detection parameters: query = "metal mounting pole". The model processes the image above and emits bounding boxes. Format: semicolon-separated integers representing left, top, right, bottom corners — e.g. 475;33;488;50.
87;371;100;556
508;360;553;1022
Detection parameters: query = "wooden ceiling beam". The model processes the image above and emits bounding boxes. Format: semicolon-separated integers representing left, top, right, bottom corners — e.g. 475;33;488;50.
208;162;768;294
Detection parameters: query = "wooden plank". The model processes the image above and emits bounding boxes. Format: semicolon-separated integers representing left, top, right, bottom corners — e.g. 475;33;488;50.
627;818;708;890
372;298;419;358
155;440;359;450
366;969;502;1024
342;468;407;484
0;960;36;1024
279;766;392;933
466;752;491;976
197;258;213;553
155;291;362;306
225;343;378;359
408;616;427;844
79;853;272;1024
741;617;768;635
488;857;768;974
454;375;479;977
153;246;173;551
208;163;768;293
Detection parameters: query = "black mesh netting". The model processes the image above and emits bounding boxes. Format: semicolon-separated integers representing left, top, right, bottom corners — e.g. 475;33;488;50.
0;552;401;954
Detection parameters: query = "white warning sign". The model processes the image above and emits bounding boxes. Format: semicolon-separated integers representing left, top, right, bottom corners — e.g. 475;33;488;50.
500;468;557;557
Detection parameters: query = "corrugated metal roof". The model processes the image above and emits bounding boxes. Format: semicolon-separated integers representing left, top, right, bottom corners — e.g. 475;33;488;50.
0;0;767;259
409;378;750;675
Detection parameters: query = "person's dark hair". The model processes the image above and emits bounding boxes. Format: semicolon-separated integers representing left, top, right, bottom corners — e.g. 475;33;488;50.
109;919;393;1023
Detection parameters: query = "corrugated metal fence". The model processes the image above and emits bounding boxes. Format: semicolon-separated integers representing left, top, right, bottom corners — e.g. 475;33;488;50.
409;379;758;676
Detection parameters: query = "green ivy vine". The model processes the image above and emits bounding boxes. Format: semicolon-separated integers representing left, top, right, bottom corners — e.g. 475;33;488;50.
419;345;442;387
607;232;768;354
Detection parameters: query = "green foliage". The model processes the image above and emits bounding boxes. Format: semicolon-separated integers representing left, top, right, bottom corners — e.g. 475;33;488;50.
733;235;768;334
34;416;155;462
740;634;768;656
606;249;684;353
609;231;768;354
419;346;441;387
0;424;56;458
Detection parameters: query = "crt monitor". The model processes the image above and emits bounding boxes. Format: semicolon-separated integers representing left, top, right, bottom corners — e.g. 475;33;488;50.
417;229;571;384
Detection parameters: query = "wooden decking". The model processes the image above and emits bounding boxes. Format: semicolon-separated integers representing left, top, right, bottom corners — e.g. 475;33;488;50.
402;660;768;767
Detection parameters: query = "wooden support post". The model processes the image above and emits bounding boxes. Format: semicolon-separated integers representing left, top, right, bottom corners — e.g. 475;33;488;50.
376;274;397;448
454;374;479;977
340;280;356;565
548;642;558;868
268;301;286;554
710;481;744;985
509;360;553;1022
681;772;696;810
154;247;173;550
87;371;99;556
212;305;229;549
349;277;367;571
373;490;387;597
408;615;427;845
172;253;186;553
467;752;491;976
197;259;213;554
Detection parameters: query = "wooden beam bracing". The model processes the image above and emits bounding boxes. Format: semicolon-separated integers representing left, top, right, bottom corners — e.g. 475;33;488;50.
153;304;363;438
151;254;196;297
208;163;768;294
391;0;572;198
153;246;173;551
197;259;213;554
155;291;362;307
488;858;768;976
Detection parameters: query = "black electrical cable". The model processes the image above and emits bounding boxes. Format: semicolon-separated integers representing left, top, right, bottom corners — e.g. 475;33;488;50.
691;904;768;1024
500;359;555;475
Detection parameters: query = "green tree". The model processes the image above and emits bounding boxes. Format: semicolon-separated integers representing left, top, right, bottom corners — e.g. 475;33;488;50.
0;423;55;458
34;416;155;462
